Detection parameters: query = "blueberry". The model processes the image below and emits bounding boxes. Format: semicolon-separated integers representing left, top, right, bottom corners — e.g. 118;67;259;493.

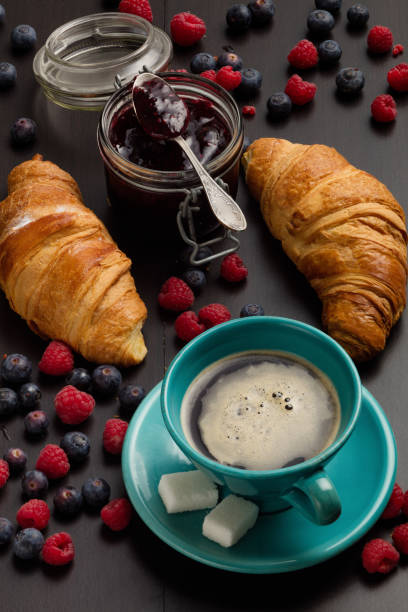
336;67;365;95
247;0;275;26
307;10;335;36
179;245;213;267
0;62;16;90
243;135;251;153
266;92;292;120
1;353;32;385
347;4;369;28
91;365;122;397
236;68;262;97
18;382;41;412
315;0;341;14
54;485;83;516
0;388;18;418
226;4;253;32
119;384;146;415
190;52;216;73
3;448;27;474
24;410;49;436
240;303;265;317
82;477;111;509
60;431;90;464
181;268;207;293
65;368;91;392
0;518;13;546
0;5;5;24
10;117;37;146
318;40;342;64
13;528;44;560
216;51;243;71
11;24;37;51
22;470;48;499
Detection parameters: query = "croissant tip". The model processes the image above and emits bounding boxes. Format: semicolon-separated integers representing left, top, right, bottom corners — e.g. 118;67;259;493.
32;153;43;161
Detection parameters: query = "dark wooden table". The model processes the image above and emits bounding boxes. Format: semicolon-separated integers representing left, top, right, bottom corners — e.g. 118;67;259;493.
1;0;408;610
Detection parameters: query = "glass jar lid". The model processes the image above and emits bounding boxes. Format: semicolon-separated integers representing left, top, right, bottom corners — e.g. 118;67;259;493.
33;12;173;111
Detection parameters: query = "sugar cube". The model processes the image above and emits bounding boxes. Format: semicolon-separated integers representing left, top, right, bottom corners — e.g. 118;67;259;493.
158;470;218;513
202;494;259;547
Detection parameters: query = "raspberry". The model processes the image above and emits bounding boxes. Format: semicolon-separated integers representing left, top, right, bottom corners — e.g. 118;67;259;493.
174;68;188;73
198;303;231;328
392;523;408;554
220;253;248;282
0;459;9;488
101;498;132;531
393;44;404;57
42;532;75;566
242;105;256;117
287;39;318;69
170;12;206;47
367;26;393;54
285;74;317;105
36;444;70;479
54;385;95;425
200;69;217;81
118;0;153;22
215;66;242;91
403;490;408;516
381;483;404;518
387;63;408;92
38;340;74;376
371;94;397;123
362;538;399;574
175;311;206;342
158;277;194;312
17;499;50;530
103;418;128;455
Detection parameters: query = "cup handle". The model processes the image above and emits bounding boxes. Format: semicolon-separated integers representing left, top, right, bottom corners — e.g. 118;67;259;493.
281;469;341;525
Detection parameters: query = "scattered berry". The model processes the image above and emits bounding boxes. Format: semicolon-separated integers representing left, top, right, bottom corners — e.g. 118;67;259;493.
387;63;408;92
175;311;206;342
179;245;213;267
118;384;146;415
243;135;251;152
22;470;48;499
10;117;37;146
11;24;37;51
101;498;132;531
42;532;75;566
220;253;248;282
174;68;188;73
226;4;253;32
55;385;95;424
242;105;256;116
216;51;243;71
170;12;206;47
318;40;342;64
216;65;242;91
285;74;317;105
65;367;91;391
19;382;41;412
36;444;70;480
17;499;50;530
158;276;194;312
362;538;399;574
367;26;393;54
24;410;49;436
392;523;408;554
200;69;217;81
54;485;83;516
307;10;334;36
247;0;275;26
0;62;16;90
92;364;122;397
103;418;129;455
235;67;262;96
0;518;13;546
402;490;408;516
13;528;44;560
0;388;19;418
240;303;265;317
118;0;153;22
393;44;404;57
38;340;74;376
3;448;27;474
190;52;216;73
0;459;9;488
60;431;90;464
335;67;365;95
267;92;292;120
287;40;318;70
1;353;32;385
181;268;207;293
381;484;404;519
198;304;232;328
82;477;111;509
347;4;369;28
371;94;397;123
315;0;341;13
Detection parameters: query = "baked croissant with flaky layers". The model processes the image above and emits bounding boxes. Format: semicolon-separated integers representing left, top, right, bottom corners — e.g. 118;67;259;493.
242;138;407;362
0;154;147;366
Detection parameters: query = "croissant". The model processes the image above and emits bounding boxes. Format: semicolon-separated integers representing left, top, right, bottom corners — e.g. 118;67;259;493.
242;138;408;362
0;154;147;366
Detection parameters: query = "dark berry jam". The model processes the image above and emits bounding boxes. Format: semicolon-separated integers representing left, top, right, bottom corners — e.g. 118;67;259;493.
109;97;231;172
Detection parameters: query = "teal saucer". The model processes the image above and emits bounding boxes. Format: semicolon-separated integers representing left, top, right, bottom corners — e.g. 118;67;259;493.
122;383;396;574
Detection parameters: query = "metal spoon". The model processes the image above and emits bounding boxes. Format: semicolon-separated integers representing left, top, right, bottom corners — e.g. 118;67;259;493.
132;72;247;232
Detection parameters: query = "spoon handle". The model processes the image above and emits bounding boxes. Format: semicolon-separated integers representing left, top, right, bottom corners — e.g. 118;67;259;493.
175;135;247;232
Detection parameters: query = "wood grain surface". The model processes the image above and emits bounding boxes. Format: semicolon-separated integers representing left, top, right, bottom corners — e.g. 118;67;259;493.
1;1;408;610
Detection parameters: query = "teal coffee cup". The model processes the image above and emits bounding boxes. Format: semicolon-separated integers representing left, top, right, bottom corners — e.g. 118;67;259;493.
161;317;361;525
